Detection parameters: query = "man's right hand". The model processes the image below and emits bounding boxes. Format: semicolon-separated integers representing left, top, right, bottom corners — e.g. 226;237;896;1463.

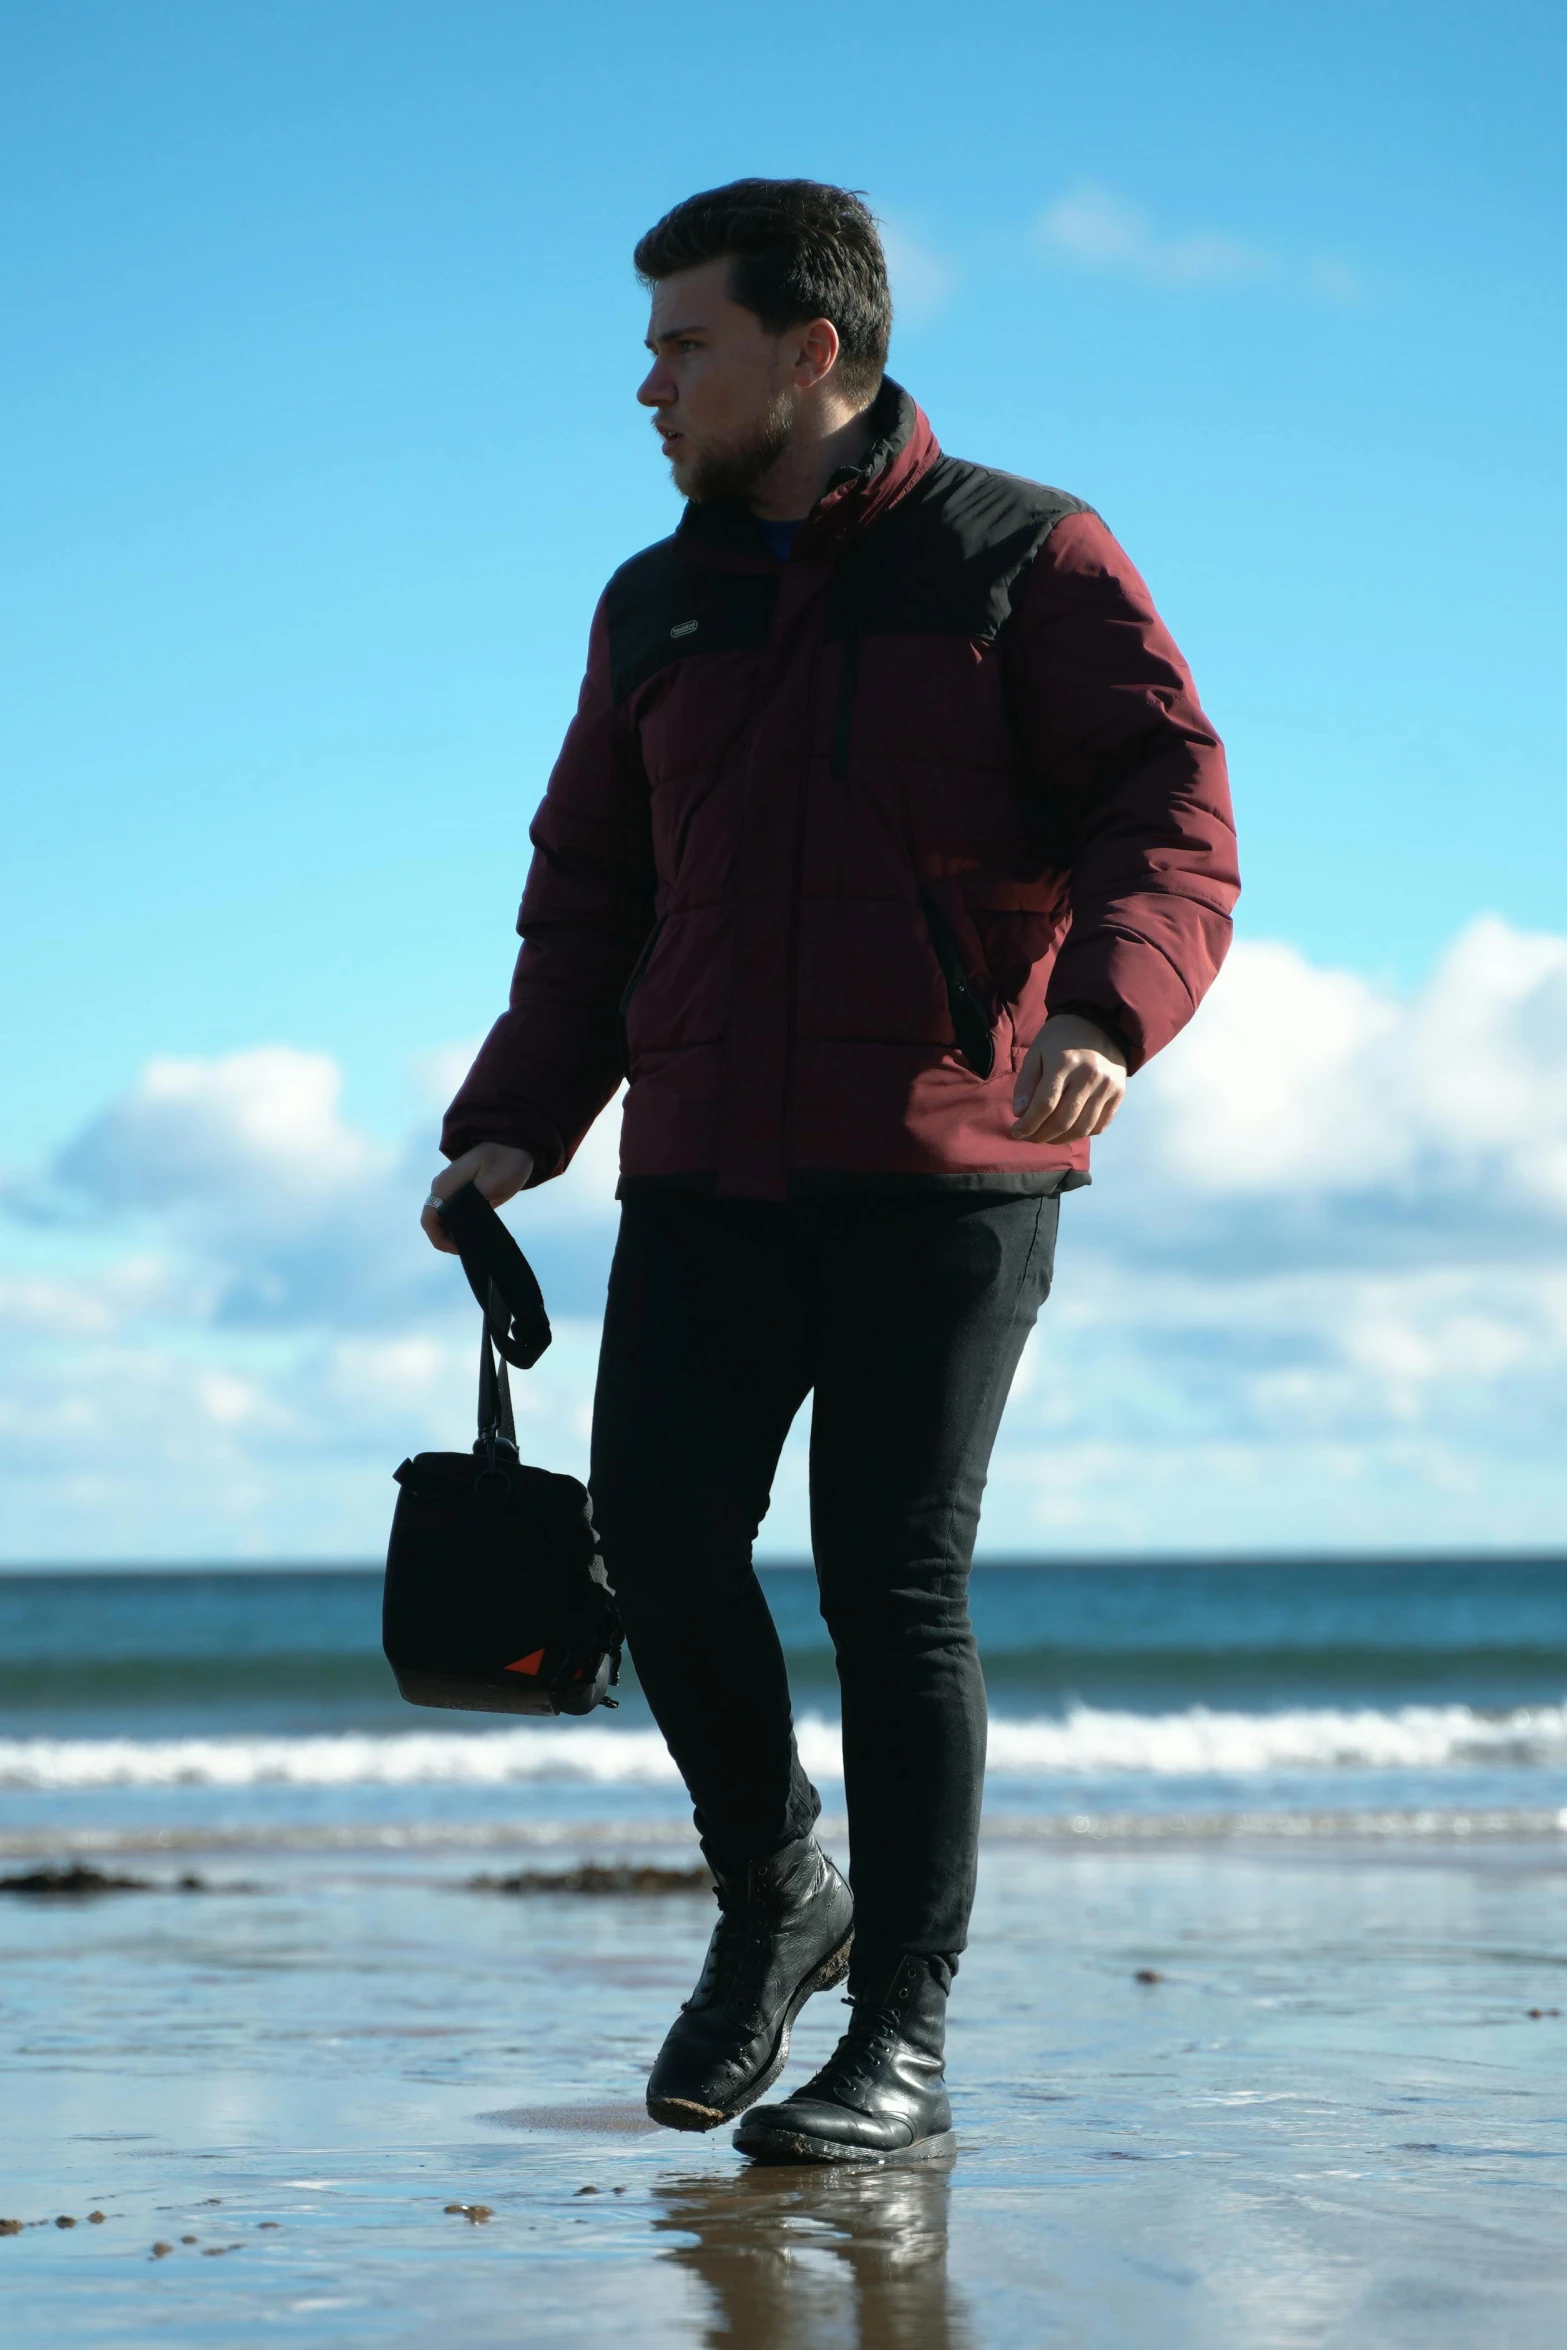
420;1143;535;1254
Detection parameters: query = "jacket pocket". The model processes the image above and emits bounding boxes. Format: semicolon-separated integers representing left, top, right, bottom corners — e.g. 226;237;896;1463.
920;891;996;1079
616;917;665;1079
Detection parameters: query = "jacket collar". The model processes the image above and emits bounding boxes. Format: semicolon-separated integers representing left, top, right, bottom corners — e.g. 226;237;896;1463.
674;377;938;566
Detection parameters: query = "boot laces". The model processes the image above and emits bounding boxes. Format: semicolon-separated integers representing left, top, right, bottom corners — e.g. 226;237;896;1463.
686;1882;770;2011
799;1989;900;2099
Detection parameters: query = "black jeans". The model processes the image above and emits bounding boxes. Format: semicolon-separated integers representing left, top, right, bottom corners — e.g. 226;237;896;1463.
588;1191;1059;1982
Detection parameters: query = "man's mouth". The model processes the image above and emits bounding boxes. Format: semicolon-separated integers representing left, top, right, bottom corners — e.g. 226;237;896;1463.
655;419;682;451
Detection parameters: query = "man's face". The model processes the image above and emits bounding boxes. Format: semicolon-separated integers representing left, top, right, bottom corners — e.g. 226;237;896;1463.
637;259;797;501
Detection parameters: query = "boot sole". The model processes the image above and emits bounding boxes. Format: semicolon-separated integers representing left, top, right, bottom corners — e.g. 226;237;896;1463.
645;1931;854;2133
735;2123;958;2168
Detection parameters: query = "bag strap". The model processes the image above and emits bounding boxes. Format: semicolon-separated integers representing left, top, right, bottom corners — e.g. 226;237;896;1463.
435;1181;553;1369
476;1287;518;1454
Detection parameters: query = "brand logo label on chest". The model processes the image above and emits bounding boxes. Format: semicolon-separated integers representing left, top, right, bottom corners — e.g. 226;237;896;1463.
669;620;700;639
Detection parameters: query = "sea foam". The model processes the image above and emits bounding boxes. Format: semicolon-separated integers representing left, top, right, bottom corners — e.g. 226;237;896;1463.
3;1699;1567;1789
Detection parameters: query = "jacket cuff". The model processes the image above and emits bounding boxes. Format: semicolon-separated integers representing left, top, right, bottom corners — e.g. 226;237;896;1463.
439;1103;566;1184
1048;923;1224;1073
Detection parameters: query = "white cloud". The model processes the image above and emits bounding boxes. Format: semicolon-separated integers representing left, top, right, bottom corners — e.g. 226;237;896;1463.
1039;184;1275;288
196;1370;272;1428
979;917;1567;1549
0;1042;625;1555
11;1042;627;1340
0;1262;165;1339
1136;940;1398;1187
881;220;957;324
50;1046;382;1213
1126;916;1567;1213
407;1039;483;1117
2;919;1566;1558
1037;184;1362;303
1305;256;1366;306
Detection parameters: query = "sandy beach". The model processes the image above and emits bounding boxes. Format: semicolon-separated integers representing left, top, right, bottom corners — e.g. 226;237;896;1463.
4;1829;1566;2347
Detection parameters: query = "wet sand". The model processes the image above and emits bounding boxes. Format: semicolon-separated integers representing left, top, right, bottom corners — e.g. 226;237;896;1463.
2;1837;1565;2346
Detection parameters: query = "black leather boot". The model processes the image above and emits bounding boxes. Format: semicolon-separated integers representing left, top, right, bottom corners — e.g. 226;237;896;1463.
733;1954;954;2165
645;1837;854;2132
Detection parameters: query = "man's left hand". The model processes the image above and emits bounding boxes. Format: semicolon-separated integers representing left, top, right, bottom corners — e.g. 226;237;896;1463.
1010;1013;1128;1144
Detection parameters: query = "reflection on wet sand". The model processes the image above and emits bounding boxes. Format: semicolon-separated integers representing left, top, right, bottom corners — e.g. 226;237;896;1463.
653;2159;977;2350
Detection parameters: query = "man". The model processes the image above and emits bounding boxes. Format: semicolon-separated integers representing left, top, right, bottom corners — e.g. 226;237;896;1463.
425;180;1237;2165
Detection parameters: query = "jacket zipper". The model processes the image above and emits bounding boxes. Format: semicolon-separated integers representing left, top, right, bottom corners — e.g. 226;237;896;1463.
920;892;996;1079
780;619;835;1180
616;916;665;1079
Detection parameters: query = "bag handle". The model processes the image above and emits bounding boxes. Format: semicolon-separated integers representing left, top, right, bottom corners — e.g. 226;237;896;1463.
476;1287;518;1456
435;1181;553;1370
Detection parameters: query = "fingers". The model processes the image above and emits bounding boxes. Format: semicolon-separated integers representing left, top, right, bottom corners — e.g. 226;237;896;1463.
1030;1068;1102;1143
420;1203;460;1255
1044;1070;1124;1142
1013;1061;1126;1145
419;1148;482;1252
1010;1047;1065;1140
435;1148;483;1196
418;1144;534;1251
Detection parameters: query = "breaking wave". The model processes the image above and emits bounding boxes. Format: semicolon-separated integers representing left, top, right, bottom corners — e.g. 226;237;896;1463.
4;1700;1567;1790
983;1702;1567;1775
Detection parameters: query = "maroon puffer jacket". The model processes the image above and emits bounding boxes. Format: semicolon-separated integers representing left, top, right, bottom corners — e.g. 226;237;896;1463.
443;381;1238;1200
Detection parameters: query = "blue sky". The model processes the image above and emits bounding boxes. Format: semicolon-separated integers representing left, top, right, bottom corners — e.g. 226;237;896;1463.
3;1;1565;1560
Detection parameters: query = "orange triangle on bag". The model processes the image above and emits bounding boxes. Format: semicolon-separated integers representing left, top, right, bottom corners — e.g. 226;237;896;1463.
504;1649;546;1676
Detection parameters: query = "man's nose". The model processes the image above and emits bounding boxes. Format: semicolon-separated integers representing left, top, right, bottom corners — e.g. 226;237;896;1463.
637;362;674;409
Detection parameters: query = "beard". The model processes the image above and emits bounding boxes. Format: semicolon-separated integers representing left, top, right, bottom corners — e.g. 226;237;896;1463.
674;392;795;503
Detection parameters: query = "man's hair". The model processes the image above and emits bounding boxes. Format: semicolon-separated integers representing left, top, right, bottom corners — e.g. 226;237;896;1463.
634;178;892;402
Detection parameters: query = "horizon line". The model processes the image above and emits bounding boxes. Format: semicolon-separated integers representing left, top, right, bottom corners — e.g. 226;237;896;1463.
4;1550;1567;1578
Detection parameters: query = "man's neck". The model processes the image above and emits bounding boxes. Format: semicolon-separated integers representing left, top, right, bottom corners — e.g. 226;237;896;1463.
746;399;878;522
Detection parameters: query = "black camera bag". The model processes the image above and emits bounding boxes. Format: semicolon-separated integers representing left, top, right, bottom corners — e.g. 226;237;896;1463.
382;1182;621;1717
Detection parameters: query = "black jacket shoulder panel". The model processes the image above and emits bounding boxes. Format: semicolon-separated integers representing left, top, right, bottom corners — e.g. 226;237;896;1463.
601;459;1092;698
825;458;1094;642
604;535;779;704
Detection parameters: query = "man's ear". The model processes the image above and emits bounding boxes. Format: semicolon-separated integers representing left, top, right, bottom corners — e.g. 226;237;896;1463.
793;315;842;390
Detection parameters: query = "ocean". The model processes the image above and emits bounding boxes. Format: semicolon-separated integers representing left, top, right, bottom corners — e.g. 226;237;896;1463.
5;1558;1567;1857
5;1560;1567;2345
